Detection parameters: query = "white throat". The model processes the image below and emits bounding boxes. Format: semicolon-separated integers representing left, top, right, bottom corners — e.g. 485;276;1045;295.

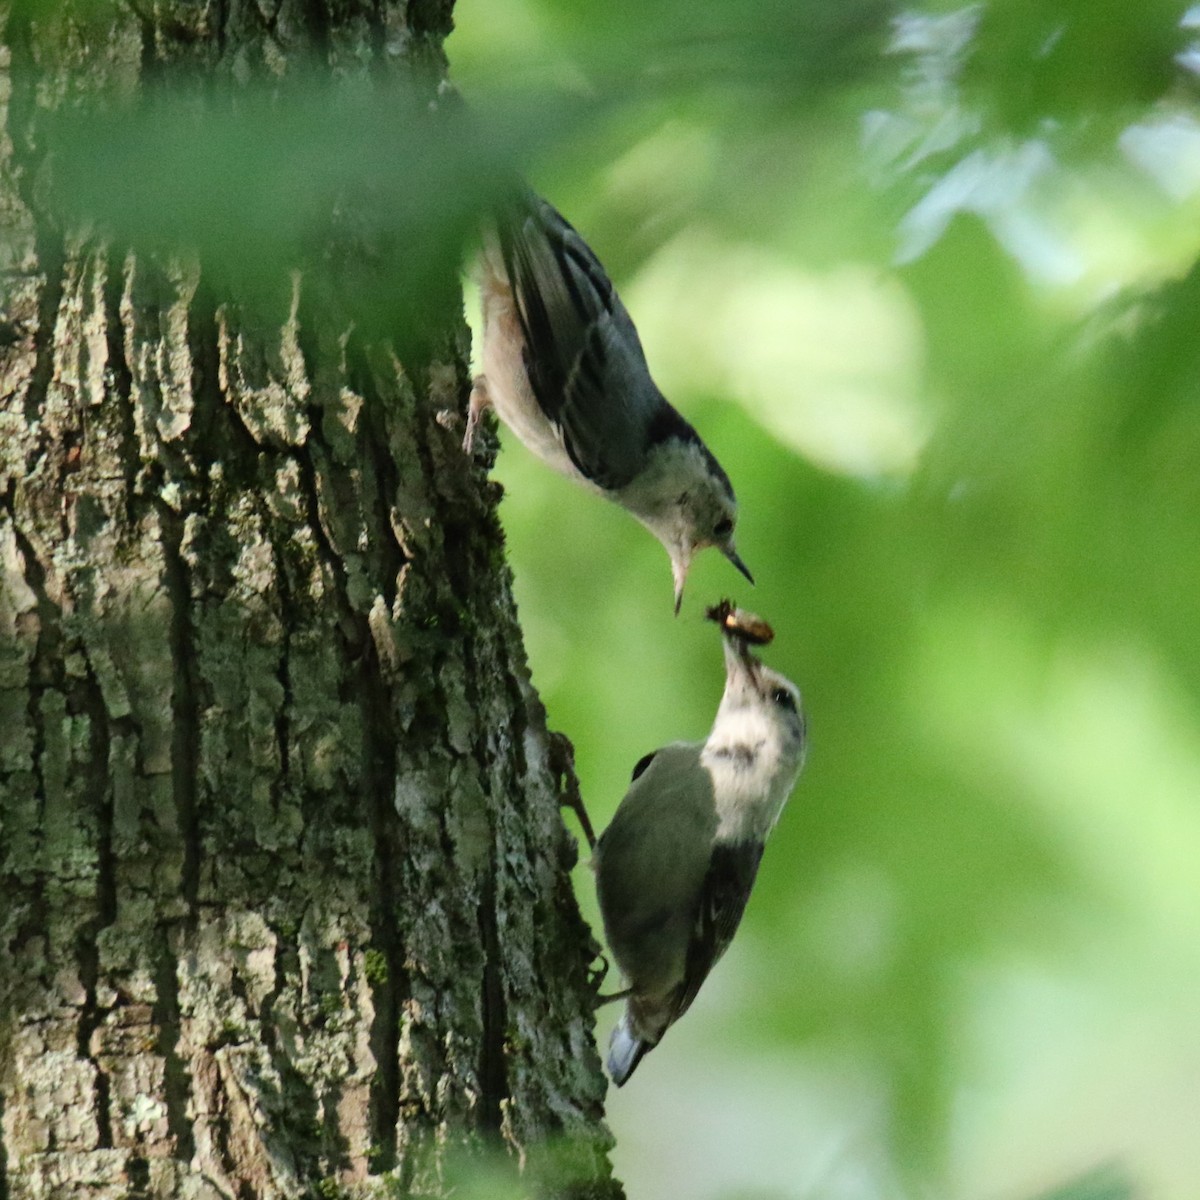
700;704;798;843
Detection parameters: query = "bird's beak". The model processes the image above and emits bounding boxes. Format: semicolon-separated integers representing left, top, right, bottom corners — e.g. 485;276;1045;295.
721;631;761;694
723;546;754;586
671;547;693;616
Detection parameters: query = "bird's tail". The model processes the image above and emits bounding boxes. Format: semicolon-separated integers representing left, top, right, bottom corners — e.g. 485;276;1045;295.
607;1010;651;1086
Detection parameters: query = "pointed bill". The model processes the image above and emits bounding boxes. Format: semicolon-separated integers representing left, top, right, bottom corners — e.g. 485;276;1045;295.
720;623;762;692
671;546;693;616
706;599;769;694
723;546;754;585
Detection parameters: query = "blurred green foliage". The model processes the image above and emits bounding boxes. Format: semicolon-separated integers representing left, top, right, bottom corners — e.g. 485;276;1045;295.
450;2;1200;1199
13;0;1200;1196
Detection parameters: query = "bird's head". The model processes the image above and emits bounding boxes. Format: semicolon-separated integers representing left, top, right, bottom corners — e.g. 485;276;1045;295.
632;442;751;614
707;601;806;769
671;478;751;615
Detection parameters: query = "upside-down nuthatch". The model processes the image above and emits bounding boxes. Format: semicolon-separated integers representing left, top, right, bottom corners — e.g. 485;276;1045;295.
592;602;807;1084
465;188;752;613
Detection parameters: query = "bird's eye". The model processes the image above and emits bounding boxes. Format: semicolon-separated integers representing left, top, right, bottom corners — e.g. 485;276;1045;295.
772;687;796;712
713;516;733;538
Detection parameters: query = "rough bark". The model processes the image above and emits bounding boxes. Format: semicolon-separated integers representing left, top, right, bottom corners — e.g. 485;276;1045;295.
0;3;617;1197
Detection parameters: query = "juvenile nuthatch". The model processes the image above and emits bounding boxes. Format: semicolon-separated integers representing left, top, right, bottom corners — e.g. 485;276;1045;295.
465;188;752;613
593;601;807;1084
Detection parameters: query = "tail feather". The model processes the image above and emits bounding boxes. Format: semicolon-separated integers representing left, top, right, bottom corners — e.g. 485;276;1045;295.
607;1012;651;1086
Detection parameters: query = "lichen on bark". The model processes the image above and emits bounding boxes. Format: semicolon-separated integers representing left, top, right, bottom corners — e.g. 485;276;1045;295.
0;2;620;1197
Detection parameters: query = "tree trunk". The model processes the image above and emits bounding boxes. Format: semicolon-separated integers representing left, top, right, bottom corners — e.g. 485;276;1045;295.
0;3;618;1197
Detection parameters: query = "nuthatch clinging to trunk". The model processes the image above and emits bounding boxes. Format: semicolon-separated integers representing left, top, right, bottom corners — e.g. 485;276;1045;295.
465;188;753;613
593;601;807;1084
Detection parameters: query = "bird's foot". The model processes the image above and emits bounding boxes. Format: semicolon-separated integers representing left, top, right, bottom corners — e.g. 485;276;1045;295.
549;730;596;851
462;375;491;455
587;949;611;995
593;984;633;1010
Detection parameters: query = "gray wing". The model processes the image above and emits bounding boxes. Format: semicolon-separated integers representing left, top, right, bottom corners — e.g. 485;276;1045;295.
499;191;674;490
671;839;764;1023
594;744;717;996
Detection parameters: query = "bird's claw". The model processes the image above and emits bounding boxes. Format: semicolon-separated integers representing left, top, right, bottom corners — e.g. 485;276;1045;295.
549;730;597;851
463;375;491;456
587;949;611;994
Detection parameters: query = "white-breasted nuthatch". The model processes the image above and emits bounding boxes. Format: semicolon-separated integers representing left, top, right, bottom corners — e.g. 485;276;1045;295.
593;601;807;1084
465;188;753;613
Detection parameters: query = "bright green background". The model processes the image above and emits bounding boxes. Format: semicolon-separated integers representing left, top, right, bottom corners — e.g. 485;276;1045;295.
452;2;1200;1198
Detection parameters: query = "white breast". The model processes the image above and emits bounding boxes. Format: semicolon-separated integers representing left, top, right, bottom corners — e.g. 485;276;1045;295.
476;244;596;488
701;708;799;843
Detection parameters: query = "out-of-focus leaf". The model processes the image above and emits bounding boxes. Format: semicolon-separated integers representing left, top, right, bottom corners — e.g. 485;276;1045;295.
962;0;1183;137
40;74;606;338
1033;1162;1135;1200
